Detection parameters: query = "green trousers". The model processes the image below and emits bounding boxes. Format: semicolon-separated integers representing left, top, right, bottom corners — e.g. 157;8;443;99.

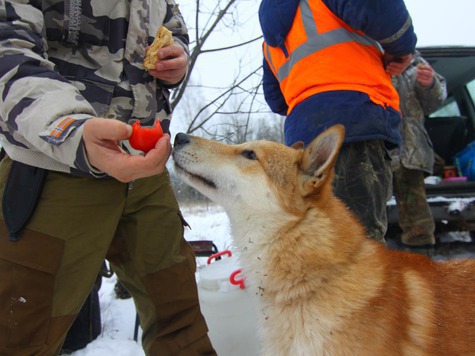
0;157;215;356
393;165;435;245
333;140;392;243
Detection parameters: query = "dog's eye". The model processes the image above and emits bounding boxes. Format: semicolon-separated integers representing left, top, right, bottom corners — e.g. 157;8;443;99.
241;150;257;160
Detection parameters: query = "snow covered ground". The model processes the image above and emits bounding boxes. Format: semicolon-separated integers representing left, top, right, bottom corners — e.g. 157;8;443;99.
66;203;475;356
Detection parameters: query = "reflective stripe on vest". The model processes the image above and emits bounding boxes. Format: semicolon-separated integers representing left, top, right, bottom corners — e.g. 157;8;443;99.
263;0;400;114
266;0;383;83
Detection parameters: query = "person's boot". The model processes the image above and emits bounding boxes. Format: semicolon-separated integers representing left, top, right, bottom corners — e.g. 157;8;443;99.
401;226;436;246
401;229;436;257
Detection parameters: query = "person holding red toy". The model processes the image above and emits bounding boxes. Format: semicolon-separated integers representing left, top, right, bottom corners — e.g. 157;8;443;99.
0;1;215;355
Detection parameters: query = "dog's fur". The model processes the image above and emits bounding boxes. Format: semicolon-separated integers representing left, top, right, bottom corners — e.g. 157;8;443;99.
172;125;475;355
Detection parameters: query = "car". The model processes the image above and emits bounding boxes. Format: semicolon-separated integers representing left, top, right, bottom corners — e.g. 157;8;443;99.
386;46;475;252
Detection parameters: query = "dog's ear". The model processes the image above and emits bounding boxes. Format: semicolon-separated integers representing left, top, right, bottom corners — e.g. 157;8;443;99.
300;125;345;195
291;141;305;150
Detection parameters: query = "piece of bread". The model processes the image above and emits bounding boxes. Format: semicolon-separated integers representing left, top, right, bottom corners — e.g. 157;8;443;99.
143;26;174;70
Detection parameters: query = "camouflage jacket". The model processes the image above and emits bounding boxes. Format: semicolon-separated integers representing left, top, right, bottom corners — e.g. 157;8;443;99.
0;0;189;175
391;51;447;174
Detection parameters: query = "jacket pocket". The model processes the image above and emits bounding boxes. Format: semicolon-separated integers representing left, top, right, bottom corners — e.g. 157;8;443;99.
44;0;111;47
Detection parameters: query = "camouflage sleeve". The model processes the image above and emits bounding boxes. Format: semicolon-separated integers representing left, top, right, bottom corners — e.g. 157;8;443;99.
0;1;96;172
163;0;190;53
161;0;190;88
415;58;448;116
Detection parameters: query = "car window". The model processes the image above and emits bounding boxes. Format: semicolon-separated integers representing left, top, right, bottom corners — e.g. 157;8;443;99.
429;78;475;118
430;97;461;117
467;78;475;105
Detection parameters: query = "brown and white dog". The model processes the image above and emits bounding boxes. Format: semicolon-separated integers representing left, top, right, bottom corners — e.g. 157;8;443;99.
172;125;475;355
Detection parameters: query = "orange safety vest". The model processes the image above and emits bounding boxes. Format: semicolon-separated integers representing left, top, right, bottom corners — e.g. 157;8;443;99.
263;0;400;115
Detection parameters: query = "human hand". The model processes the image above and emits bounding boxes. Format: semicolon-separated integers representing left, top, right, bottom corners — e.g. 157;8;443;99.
383;53;413;75
147;43;188;85
83;118;171;183
415;64;435;87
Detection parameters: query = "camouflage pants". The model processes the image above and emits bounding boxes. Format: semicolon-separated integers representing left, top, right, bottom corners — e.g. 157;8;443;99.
332;140;392;243
392;166;435;245
0;157;216;356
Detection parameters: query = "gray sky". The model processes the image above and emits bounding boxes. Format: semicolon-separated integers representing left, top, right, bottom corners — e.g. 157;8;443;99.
405;0;475;46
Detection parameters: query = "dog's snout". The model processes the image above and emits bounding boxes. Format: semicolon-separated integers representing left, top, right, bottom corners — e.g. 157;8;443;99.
174;132;190;147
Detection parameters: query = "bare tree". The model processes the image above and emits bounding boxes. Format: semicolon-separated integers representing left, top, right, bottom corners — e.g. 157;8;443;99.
212;96;285;144
170;0;280;139
170;0;260;108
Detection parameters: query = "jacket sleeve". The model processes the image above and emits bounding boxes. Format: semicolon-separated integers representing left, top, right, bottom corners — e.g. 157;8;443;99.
160;0;190;89
415;59;448;116
322;0;417;56
0;1;97;173
262;58;288;116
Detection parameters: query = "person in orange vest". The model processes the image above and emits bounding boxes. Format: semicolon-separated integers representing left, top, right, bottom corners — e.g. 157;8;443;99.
259;0;417;242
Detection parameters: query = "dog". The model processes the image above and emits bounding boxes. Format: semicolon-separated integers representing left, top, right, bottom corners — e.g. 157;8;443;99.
172;125;475;355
